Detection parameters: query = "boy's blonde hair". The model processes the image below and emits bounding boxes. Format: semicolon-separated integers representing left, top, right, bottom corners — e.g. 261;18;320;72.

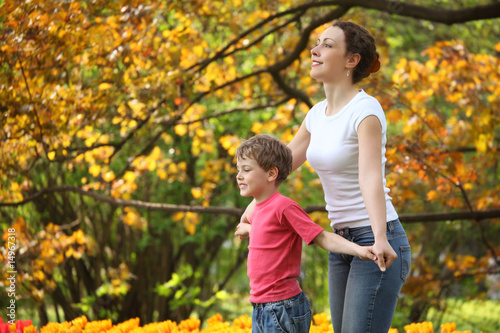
235;134;293;186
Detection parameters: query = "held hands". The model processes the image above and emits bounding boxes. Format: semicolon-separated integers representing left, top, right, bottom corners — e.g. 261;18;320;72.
357;242;397;272
234;222;251;238
234;215;251;239
372;239;398;272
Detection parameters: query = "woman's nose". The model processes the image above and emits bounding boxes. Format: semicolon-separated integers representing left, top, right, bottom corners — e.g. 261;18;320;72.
311;45;319;56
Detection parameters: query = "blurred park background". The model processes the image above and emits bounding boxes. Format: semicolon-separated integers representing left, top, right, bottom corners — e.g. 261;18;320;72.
1;0;500;331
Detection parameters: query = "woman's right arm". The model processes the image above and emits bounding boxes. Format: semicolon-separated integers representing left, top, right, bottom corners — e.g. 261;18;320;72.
288;120;311;172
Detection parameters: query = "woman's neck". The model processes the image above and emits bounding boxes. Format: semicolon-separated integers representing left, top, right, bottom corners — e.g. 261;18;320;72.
323;83;360;116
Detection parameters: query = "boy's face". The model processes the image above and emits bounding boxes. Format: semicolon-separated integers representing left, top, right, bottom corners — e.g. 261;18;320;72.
236;156;272;202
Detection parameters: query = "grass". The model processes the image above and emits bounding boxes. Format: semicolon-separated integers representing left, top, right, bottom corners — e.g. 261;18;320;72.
426;298;500;333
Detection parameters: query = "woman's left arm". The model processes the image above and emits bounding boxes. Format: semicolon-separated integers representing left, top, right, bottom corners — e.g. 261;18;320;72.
358;115;397;271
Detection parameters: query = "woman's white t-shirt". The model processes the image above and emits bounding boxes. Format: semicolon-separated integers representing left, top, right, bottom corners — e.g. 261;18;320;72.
305;90;398;229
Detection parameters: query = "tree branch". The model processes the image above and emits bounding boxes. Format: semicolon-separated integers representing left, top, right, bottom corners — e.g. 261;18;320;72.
178;97;291;126
304;205;500;223
337;0;500;25
2;186;500;223
0;186;243;216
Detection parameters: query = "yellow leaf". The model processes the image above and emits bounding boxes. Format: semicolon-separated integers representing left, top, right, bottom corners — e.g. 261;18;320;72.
103;171;116;182
123;171;136;183
157;169;167;180
48;151;56;160
10;182;20;192
255;55;267;67
475;134;489;153
89;164;101;177
251;122;263;134
172;212;184;221
33;270;45;282
147;160;157;171
185;223;196;235
175;124;188;136
191;187;202;199
98;83;112;91
150;146;161;160
65;247;75;258
128;99;146;116
426;190;438;201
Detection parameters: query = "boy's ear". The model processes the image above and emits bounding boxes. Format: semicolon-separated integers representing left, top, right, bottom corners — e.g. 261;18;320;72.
267;166;278;182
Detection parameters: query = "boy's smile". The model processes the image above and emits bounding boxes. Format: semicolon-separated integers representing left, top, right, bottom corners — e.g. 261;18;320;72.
236;156;278;203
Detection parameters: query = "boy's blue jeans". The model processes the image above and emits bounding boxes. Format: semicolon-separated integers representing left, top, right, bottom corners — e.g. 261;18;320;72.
251;291;311;333
329;219;411;333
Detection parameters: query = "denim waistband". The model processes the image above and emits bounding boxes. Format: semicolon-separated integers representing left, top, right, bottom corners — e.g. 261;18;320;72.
251;292;303;308
333;219;401;237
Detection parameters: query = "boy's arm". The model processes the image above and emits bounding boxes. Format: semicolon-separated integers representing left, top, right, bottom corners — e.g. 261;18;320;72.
235;222;251;239
313;230;386;271
236;199;255;239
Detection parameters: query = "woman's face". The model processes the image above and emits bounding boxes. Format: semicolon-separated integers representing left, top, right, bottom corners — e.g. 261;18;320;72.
310;26;349;83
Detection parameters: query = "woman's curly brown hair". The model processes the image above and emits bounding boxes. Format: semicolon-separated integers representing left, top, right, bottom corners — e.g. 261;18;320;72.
333;21;381;84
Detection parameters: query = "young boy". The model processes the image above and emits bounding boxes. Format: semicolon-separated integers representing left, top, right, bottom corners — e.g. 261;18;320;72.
234;134;379;333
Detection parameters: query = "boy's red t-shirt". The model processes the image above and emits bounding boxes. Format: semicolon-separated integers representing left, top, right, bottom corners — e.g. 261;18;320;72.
247;192;324;303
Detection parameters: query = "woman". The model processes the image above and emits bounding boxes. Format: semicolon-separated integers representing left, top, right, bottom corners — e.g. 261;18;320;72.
238;21;411;333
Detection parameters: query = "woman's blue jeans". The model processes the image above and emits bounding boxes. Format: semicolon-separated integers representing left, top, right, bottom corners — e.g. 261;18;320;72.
251;291;311;333
329;219;411;333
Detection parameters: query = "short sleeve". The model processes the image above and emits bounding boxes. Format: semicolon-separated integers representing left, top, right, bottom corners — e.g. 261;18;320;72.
353;99;387;134
280;202;324;245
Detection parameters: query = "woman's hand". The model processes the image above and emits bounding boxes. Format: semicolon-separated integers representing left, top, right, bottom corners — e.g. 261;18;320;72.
372;239;397;271
236;200;256;239
234;221;251;239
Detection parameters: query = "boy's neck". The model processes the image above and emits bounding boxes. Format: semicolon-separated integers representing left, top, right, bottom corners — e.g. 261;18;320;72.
254;187;280;204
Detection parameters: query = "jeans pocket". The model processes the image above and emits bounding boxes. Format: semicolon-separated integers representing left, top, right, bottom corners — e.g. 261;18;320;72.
289;310;311;333
269;305;290;332
400;245;411;282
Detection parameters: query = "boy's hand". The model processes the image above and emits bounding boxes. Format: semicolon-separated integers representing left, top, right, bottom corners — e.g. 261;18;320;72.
357;245;377;261
357;246;387;272
235;222;251;239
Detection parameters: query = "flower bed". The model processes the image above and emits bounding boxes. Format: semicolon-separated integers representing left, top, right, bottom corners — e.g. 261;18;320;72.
1;314;476;333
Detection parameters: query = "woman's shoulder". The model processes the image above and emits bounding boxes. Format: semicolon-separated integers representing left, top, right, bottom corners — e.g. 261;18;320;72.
351;91;387;129
305;99;327;119
355;90;382;107
352;91;384;114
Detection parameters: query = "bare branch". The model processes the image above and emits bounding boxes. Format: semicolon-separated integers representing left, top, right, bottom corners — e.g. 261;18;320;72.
0;186;243;216
302;206;500;223
336;0;500;25
178;97;291;126
2;186;500;223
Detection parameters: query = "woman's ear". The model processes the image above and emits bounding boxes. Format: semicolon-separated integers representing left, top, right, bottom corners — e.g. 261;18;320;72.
267;166;278;182
346;53;361;70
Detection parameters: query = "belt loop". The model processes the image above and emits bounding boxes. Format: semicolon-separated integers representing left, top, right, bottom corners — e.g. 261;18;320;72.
387;221;395;233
